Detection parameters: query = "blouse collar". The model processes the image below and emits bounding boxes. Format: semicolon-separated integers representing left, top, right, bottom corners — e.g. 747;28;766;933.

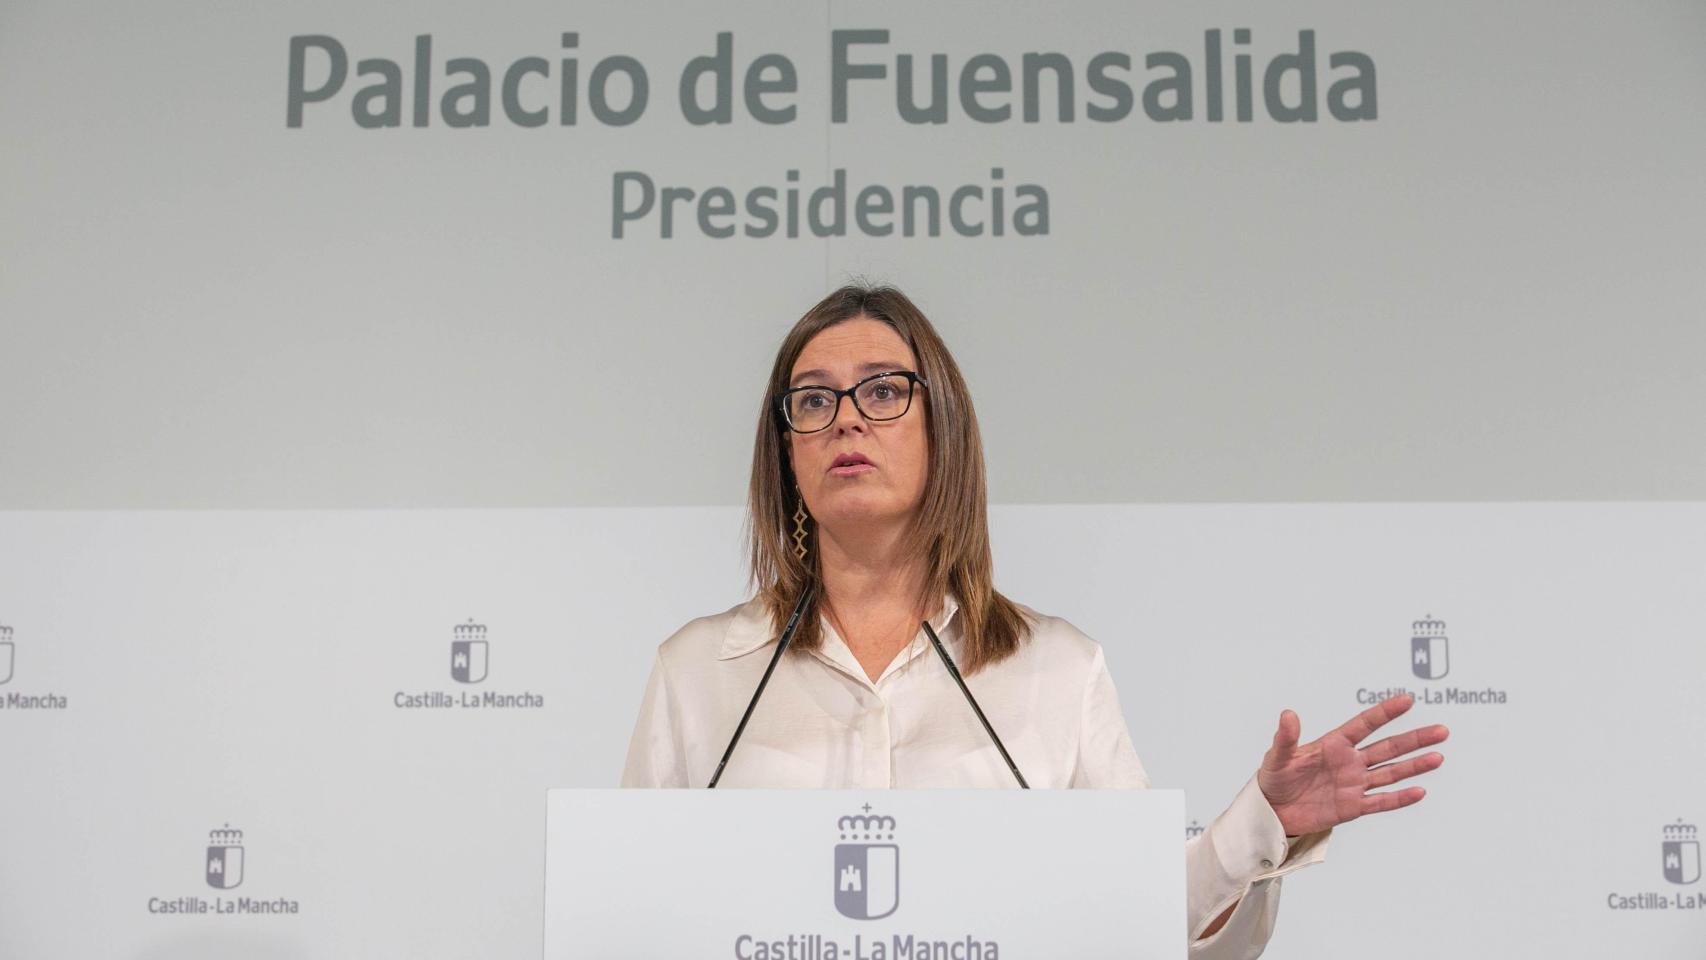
716;590;962;661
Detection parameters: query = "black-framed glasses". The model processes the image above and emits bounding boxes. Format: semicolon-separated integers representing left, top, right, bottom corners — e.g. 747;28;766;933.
776;370;930;434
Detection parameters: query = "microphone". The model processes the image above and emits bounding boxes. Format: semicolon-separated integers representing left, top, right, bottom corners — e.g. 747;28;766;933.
922;619;1029;788
707;583;815;788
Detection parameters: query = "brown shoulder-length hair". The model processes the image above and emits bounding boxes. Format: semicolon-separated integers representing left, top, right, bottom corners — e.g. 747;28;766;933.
744;283;1035;674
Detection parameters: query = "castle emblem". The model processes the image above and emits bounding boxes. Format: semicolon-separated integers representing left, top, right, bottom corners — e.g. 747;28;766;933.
451;620;488;684
1410;615;1449;680
0;624;13;685
205;825;245;890
1663;820;1700;885
834;805;899;920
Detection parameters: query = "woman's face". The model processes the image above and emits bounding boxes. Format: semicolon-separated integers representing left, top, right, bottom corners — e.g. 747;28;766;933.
786;317;929;536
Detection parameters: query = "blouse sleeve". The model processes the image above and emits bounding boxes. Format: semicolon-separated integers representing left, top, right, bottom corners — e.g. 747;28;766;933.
619;649;688;788
1072;644;1331;959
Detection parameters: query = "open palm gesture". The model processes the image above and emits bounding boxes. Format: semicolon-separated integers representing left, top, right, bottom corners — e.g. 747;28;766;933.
1257;693;1448;837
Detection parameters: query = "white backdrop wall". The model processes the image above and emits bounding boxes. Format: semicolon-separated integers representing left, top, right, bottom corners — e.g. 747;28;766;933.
0;505;1703;958
3;0;1705;957
1;0;1703;508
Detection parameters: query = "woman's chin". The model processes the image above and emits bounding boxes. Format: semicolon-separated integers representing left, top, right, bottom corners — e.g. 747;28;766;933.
814;496;908;529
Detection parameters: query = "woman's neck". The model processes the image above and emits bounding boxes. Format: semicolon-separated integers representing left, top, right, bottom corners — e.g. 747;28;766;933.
816;520;928;613
814;520;936;680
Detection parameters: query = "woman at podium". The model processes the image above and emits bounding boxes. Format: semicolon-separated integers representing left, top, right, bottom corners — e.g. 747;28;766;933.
622;284;1447;958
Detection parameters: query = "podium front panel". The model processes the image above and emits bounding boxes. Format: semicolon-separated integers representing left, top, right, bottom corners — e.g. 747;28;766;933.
545;788;1184;959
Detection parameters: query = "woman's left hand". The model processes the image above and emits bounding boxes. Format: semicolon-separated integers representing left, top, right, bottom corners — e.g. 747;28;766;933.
1257;693;1448;836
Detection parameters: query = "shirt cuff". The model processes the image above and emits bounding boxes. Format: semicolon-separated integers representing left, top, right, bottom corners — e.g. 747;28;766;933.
1209;773;1331;884
1184;773;1332;949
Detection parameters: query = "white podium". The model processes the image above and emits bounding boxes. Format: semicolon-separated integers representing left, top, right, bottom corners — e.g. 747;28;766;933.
544;788;1185;959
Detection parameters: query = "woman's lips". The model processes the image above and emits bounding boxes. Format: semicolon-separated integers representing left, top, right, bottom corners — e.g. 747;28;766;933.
828;463;875;476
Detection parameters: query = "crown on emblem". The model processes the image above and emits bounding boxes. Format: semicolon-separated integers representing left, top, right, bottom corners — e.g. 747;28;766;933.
0;624;12;640
838;808;898;840
1663;819;1698;840
1412;615;1446;636
209;824;244;847
454;620;487;640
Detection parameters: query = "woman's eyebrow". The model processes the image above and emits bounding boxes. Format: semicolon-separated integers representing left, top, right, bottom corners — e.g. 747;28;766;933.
789;360;910;387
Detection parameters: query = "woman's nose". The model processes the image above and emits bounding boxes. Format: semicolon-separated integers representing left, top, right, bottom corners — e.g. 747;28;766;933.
832;392;867;432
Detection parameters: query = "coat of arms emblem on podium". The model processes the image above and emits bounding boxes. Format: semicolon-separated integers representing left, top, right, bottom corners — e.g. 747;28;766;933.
834;806;899;920
205;825;245;890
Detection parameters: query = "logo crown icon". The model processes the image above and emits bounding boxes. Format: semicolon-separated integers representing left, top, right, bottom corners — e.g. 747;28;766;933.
454;619;487;640
208;824;244;847
838;809;898;839
1412;615;1447;636
1663;819;1698;841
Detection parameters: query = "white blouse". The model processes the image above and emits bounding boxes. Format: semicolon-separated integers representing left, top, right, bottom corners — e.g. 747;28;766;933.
620;591;1330;959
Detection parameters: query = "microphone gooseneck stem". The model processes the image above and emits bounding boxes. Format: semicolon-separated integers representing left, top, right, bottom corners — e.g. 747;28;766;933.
923;620;1030;789
706;583;815;789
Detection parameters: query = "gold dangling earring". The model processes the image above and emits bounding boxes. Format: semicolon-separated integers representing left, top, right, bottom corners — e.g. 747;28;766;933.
791;485;810;561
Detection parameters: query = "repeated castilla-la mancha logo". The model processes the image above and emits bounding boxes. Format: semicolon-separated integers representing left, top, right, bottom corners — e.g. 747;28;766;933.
0;622;70;711
205;824;245;889
451;619;489;683
1664;820;1701;886
391;618;544;711
1356;613;1508;708
1410;616;1449;680
835;805;900;921
146;824;301;916
1605;818;1704;911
